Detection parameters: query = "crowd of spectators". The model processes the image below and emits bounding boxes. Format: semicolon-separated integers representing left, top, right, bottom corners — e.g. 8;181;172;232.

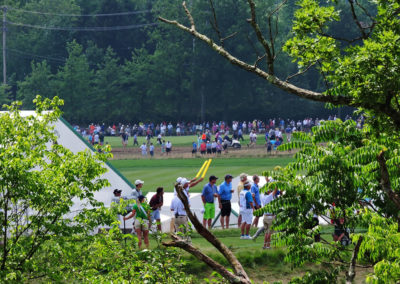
73;115;365;147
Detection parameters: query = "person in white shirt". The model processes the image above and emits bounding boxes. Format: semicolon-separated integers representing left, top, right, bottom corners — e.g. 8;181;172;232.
251;186;279;249
171;187;191;242
140;143;147;156
166;141;172;155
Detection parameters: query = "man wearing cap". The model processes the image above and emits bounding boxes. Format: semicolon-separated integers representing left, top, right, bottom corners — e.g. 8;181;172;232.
251;175;262;227
251;183;279;249
131;180;144;201
171;189;191;243
111;189;125;204
201;175;219;229
217;174;234;229
239;181;254;239
237;173;248;227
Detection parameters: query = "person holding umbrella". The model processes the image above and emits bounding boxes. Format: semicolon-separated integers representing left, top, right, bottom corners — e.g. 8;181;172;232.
124;195;151;249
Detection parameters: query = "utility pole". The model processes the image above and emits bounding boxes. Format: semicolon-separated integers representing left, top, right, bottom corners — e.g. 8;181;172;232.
2;6;6;85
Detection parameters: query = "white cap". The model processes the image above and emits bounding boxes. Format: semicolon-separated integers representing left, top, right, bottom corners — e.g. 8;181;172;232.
135;179;144;185
181;178;189;185
176;177;182;184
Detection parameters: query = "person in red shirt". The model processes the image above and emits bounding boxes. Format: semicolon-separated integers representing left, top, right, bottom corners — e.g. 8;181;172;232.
200;141;207;155
149;187;164;232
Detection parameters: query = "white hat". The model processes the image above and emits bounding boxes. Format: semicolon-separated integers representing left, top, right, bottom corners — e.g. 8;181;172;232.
176;177;182;184
181;178;189;185
135;179;144;185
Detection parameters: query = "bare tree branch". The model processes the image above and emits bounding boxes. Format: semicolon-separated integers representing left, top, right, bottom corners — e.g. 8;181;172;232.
348;0;368;39
183;1;195;30
286;63;315;82
170;183;252;283
158;15;352;105
163;234;243;283
246;0;274;74
209;0;224;46
158;2;400;129
346;236;363;284
254;54;266;69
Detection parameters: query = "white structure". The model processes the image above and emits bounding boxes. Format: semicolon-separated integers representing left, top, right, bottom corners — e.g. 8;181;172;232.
1;111;136;230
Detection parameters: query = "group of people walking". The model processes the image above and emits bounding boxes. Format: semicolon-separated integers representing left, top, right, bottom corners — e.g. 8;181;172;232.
111;173;280;250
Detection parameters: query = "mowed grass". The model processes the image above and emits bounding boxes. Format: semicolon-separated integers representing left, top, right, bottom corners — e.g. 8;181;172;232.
109;156;293;193
105;134;271;148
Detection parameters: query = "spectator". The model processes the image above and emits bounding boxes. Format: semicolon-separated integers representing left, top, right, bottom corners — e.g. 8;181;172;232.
140;143;147;156
131;180;144;201
239;181;254;239
201;175;219;229
251;175;262;227
149;143;155;157
192;141;198;155
161;140;166;155
166;141;172;155
237;173;248;228
200;141;207;155
123;195;151;249
217;174;234;229
149;187;164;232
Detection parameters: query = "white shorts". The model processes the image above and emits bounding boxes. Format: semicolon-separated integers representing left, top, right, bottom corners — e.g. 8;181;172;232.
241;209;253;225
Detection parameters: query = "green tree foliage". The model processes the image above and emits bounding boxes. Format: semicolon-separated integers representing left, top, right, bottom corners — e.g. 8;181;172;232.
256;119;400;282
0;96;190;282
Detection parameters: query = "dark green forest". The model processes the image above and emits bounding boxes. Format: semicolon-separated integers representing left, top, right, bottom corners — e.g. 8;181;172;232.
0;0;357;124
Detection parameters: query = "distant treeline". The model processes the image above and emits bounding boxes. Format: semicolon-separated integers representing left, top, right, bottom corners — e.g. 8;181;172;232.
0;0;358;124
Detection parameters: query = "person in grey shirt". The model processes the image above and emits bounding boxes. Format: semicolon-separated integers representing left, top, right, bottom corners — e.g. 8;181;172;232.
131;180;144;201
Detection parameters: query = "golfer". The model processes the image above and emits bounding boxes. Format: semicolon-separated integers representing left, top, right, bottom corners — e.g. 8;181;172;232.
239;181;254;239
124;195;151;249
201;175;219;229
171;191;191;243
217;174;234;229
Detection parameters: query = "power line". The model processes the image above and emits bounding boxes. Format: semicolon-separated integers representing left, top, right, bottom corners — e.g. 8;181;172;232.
7;7;152;17
5;48;66;63
7;21;158;31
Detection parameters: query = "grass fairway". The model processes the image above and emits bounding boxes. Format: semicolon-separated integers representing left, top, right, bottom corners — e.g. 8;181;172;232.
109;156;293;193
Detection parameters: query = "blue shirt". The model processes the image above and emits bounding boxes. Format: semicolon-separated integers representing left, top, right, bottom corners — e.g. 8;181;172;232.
251;184;261;206
193;142;197;149
244;189;253;209
218;181;232;201
202;183;217;203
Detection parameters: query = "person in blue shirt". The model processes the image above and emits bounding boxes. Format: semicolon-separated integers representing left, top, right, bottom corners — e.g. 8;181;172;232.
251;175;262;227
192;142;197;155
201;175;219;229
217;174;234;229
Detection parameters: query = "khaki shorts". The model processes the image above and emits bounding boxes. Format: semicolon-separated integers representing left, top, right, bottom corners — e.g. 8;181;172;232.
263;215;275;234
134;218;149;231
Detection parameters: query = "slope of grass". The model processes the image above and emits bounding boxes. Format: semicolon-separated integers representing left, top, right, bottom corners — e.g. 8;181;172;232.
109;157;293;193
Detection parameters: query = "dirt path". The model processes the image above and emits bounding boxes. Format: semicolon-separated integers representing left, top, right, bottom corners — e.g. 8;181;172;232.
111;145;294;160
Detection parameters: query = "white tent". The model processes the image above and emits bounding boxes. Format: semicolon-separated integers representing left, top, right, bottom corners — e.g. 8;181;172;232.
1;111;136;230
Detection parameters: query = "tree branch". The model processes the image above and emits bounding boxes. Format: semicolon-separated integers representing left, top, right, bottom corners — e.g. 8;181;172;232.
173;183;252;284
286;63;315;82
348;0;368;39
163;234;243;283
246;0;274;74
346;236;363;284
377;151;400;210
158;15;353;106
